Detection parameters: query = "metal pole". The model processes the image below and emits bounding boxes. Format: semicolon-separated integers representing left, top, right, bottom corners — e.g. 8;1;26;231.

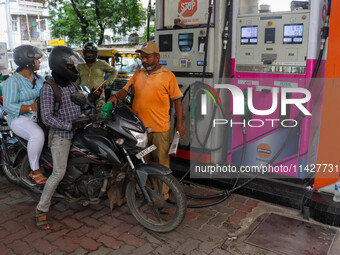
36;5;43;49
5;0;13;50
146;0;151;41
24;0;31;42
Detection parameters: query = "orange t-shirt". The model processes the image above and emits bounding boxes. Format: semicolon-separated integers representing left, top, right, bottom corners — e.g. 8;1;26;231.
123;67;182;132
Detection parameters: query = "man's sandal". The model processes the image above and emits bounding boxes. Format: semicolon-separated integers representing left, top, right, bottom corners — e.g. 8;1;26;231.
34;208;51;230
29;171;47;185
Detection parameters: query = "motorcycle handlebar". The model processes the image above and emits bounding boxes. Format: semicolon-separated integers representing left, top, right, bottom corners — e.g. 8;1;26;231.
72;114;106;131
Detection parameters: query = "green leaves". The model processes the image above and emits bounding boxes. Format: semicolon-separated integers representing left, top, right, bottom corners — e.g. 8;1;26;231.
46;0;146;46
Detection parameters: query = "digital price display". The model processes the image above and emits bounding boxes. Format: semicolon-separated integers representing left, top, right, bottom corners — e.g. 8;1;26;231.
241;26;258;45
283;24;303;44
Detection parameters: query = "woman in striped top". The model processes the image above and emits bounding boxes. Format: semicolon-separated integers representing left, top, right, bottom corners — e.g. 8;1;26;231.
3;45;47;185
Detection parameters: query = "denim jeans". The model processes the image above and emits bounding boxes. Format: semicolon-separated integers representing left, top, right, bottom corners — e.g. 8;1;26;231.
37;134;71;212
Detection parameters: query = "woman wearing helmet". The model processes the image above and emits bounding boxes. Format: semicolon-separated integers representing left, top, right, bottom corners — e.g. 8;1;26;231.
35;46;87;230
2;45;47;185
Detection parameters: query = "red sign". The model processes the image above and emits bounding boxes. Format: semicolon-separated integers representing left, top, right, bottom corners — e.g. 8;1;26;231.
178;0;197;17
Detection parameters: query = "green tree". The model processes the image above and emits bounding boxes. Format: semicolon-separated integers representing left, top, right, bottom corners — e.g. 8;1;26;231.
141;25;155;43
47;0;146;46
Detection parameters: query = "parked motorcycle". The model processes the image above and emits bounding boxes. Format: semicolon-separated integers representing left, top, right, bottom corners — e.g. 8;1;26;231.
0;102;187;232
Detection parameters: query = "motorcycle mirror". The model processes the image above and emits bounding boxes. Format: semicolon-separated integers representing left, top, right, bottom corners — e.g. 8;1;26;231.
79;85;90;94
71;92;87;106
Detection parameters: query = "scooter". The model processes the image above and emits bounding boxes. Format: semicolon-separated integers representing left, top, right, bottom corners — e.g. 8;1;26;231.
0;101;187;233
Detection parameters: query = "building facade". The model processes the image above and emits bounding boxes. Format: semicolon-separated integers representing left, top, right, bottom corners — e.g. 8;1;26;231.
0;0;51;51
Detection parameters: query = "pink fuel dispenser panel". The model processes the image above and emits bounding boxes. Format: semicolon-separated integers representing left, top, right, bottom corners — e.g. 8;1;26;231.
228;0;327;178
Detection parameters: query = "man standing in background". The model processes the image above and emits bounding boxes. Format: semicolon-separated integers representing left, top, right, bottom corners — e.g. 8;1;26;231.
76;42;117;111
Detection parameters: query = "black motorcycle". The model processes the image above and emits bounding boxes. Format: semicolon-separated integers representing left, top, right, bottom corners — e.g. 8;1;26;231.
0;103;187;233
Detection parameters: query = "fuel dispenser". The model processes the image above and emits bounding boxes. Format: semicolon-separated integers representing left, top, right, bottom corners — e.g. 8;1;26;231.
228;0;328;179
155;0;230;164
155;0;328;180
155;0;340;226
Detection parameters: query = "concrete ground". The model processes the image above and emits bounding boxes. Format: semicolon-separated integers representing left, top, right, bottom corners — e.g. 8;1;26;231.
0;175;339;255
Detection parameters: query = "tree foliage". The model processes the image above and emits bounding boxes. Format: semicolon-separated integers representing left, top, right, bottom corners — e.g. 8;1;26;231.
47;0;146;46
141;25;155;43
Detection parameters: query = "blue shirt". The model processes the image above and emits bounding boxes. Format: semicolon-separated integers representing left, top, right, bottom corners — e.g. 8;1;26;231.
3;72;44;126
40;79;81;140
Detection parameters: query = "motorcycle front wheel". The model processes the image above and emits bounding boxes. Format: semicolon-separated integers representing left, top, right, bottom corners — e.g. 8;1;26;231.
126;174;187;233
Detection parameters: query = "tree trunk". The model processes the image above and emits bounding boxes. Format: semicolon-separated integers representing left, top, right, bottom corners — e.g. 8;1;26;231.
70;0;89;39
94;0;105;45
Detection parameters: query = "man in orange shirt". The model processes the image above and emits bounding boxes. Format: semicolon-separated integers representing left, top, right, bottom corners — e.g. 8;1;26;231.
107;41;185;168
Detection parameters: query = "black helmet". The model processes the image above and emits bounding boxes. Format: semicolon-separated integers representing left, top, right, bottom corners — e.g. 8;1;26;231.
49;46;85;82
82;42;98;62
13;45;44;68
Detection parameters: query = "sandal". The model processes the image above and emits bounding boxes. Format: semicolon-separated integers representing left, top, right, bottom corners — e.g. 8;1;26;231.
29;170;47;185
34;208;51;230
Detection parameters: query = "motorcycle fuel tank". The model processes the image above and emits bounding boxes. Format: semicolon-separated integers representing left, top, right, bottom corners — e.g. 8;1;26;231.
73;127;121;164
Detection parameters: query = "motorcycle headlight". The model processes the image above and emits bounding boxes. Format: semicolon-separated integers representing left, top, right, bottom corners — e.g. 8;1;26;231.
130;130;148;148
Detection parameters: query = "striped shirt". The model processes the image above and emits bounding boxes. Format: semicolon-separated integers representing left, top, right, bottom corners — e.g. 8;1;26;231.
40;79;82;139
3;72;44;126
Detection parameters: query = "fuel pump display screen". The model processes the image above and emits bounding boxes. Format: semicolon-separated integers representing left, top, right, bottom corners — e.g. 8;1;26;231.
178;33;194;52
283;24;304;44
241;26;258;44
159;34;173;52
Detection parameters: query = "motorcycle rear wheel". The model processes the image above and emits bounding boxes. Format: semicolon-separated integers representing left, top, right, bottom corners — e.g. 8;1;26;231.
126;174;186;232
0;145;22;184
